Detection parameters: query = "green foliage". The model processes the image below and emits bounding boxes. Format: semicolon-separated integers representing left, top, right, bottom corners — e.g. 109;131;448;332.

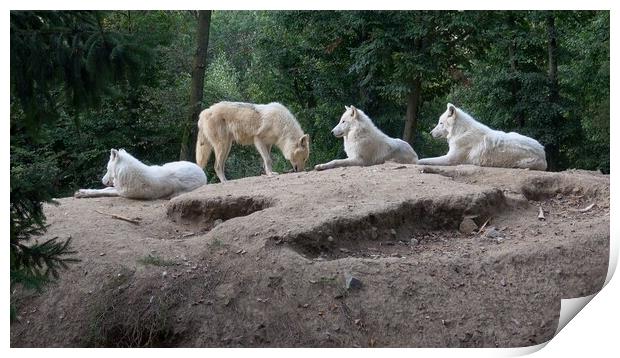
10;139;79;292
9;11;154;308
10;11;152;138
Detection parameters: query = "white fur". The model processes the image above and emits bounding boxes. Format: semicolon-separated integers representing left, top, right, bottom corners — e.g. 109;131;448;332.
418;103;547;170
196;101;310;182
75;149;207;200
315;106;418;171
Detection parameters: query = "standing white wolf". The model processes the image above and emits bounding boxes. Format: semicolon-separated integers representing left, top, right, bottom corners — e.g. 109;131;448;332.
196;101;310;182
418;103;547;170
314;106;418;171
74;149;207;200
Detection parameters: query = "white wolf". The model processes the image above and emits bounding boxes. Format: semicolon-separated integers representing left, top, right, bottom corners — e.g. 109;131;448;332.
196;101;310;182
418;103;547;170
314;105;418;171
74;149;207;200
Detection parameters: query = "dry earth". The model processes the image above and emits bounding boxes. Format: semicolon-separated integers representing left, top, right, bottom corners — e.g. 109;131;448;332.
10;164;610;347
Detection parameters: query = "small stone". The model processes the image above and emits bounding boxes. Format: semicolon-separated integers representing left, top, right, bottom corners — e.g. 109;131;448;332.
339;248;350;253
410;238;419;246
496;237;505;244
99;253;105;256
345;274;363;290
459;218;478;234
500;278;506;287
390;229;397;236
485;227;501;239
213;219;223;227
327;236;334;242
162;271;168;278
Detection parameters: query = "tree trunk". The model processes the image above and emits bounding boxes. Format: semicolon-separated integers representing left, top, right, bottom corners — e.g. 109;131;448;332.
547;13;560;104
402;77;422;145
179;10;212;161
508;14;524;128
546;11;560;170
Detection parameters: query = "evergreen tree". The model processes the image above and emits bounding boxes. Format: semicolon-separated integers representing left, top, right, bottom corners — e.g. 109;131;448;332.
10;11;151;308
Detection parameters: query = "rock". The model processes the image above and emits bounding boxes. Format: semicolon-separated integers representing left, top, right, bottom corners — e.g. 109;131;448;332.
345;274;363;290
500;278;506;287
390;229;397;236
162;271;168;278
410;238;419;246
485;227;501;239
459;218;478;234
213;219;223;227
327;236;334;242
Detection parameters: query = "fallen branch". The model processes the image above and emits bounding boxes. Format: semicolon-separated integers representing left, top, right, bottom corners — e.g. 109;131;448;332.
95;210;141;225
477;217;492;234
569;203;596;213
537;206;545;221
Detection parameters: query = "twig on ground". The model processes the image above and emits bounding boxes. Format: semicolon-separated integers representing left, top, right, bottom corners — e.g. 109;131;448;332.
477;217;492;234
95;210;141;225
569;203;596;213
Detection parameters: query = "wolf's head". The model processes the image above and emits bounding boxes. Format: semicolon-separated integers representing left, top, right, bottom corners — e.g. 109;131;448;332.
332;105;363;138
102;148;122;187
430;103;458;139
289;134;310;172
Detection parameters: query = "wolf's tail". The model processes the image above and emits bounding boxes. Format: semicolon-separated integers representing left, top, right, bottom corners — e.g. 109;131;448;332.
196;111;213;169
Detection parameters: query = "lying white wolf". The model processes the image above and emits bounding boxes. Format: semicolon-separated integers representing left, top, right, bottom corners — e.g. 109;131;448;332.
196;101;310;182
75;149;207;200
418;104;547;171
315;106;418;171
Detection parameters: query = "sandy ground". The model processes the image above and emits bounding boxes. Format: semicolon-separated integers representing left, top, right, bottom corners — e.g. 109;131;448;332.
10;164;609;347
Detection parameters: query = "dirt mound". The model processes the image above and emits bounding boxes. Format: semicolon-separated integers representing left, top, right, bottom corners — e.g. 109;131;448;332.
11;164;609;347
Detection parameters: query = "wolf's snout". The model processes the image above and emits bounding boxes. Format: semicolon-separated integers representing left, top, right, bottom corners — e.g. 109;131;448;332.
332;128;344;138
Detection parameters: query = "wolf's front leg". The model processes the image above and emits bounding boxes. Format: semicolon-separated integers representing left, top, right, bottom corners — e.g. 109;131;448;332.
254;138;278;176
417;154;456;166
74;187;119;198
314;158;363;171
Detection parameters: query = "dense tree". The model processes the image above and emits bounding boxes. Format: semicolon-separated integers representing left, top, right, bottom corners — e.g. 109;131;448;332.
10;10;152;307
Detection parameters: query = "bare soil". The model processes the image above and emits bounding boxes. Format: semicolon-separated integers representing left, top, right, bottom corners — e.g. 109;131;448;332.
10;164;609;347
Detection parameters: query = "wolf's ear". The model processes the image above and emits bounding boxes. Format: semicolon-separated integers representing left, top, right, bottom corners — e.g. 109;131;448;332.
447;103;456;118
110;149;118;159
299;134;310;148
345;105;350;111
350;105;358;119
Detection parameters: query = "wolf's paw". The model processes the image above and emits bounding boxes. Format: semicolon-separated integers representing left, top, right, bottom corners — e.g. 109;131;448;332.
74;189;88;198
266;171;279;176
314;164;325;171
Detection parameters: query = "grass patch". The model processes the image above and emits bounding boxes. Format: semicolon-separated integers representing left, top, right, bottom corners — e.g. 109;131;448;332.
137;254;177;267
